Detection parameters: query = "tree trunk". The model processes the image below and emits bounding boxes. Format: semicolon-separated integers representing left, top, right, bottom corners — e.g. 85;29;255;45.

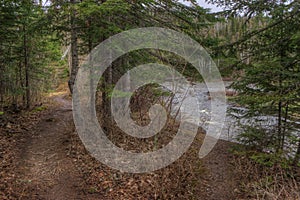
68;0;79;94
277;100;282;151
19;61;26;107
282;102;289;150
0;64;3;110
23;24;30;109
88;18;95;117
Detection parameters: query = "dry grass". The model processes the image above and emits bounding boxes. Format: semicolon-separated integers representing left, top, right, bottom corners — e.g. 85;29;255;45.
233;155;300;199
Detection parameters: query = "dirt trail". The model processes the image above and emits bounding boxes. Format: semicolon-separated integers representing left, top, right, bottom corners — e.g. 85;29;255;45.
199;140;238;199
16;94;97;200
10;92;239;199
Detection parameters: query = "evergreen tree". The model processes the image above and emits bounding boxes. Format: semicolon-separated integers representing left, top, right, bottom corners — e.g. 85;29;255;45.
209;0;300;165
0;0;65;110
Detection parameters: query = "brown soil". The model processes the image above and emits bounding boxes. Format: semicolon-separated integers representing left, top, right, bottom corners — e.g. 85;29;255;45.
11;94;101;199
1;91;242;199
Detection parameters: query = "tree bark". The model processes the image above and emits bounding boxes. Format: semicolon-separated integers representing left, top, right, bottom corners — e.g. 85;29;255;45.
0;64;3;110
277;100;282;151
19;61;26;107
23;24;30;109
88;18;96;117
68;0;79;94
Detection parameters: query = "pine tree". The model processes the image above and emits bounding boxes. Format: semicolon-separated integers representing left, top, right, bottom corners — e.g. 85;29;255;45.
0;0;65;110
209;0;300;165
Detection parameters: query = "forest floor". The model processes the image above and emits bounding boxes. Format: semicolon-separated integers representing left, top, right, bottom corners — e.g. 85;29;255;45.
0;88;299;199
